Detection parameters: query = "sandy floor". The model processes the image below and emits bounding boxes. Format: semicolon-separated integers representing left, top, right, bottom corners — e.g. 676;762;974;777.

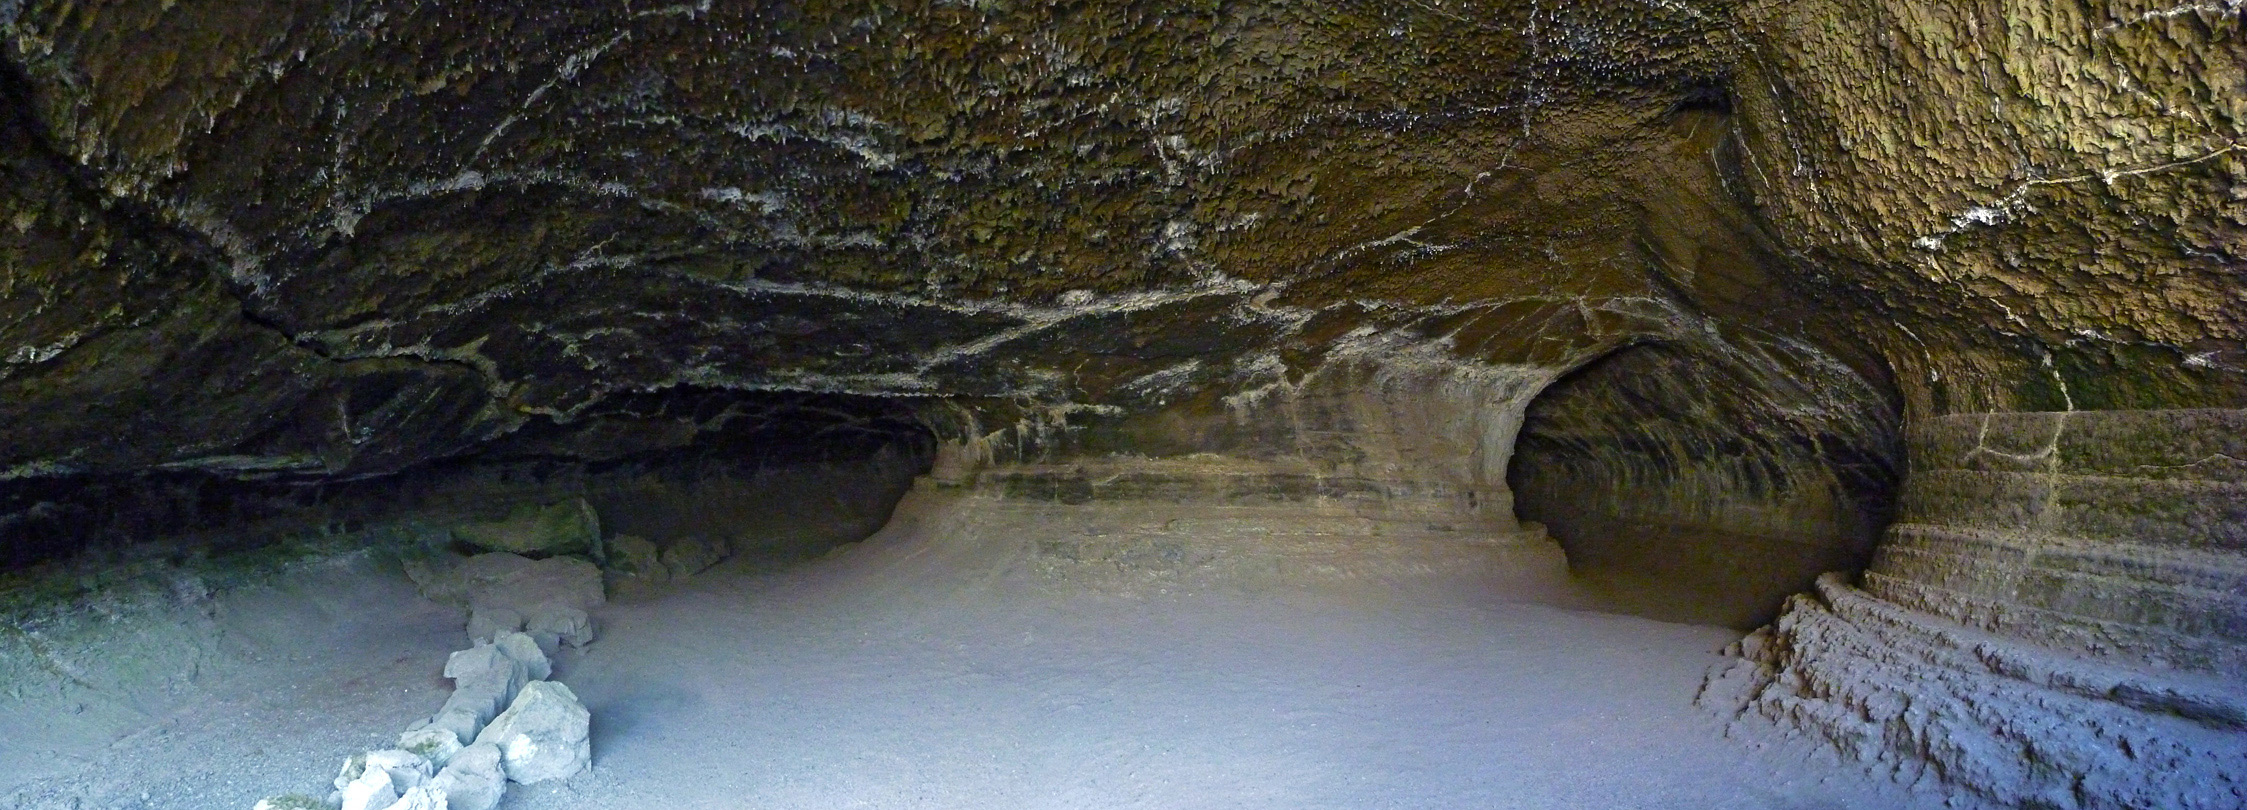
3;493;1957;810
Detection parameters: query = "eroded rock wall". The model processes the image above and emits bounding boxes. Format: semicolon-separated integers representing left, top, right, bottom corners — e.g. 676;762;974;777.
1712;410;2247;808
1873;409;2247;675
1698;3;2247;805
1512;335;1900;627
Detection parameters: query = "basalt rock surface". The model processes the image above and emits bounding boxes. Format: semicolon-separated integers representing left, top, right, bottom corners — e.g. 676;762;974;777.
0;1;2242;807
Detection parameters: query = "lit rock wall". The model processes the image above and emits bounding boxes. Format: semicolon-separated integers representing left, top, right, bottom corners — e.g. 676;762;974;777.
945;456;1572;596
1709;408;2247;808
933;335;1565;530
1871;408;2247;676
920;345;1575;594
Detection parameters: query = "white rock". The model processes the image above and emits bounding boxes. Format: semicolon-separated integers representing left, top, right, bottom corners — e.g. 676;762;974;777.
465;606;524;645
494;631;552;680
429;632;550;743
431;741;507;810
524;603;594;652
474;680;592;784
399;727;464;767
379;785;448;810
367;749;433;790
334;752;369;792
338;767;398;810
335;749;431;794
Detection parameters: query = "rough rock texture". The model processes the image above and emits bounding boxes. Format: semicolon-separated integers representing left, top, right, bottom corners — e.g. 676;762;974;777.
431;742;506;810
1869;408;2247;676
0;0;2241;806
453;498;602;559
1727;0;2246;414
1705;574;2247;810
1512;336;1901;627
1708;408;2247;809
0;0;1858;496
428;632;548;747
397;727;464;769
474;680;592;785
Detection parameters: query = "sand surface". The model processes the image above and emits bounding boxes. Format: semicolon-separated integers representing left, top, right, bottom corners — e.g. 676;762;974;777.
3;494;1958;809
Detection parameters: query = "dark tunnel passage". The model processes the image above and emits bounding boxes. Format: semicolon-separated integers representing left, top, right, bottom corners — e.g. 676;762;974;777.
1509;339;1904;628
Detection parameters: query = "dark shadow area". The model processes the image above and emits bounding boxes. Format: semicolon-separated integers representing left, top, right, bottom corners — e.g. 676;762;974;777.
0;390;933;573
1509;338;1902;628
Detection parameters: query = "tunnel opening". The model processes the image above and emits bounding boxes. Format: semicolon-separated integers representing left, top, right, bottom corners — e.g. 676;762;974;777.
1508;339;1904;629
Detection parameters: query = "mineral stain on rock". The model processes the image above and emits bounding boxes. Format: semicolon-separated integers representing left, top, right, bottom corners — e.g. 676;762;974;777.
0;1;2241;809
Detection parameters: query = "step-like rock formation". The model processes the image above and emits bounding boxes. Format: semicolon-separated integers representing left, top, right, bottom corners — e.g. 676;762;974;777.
1706;409;2247;809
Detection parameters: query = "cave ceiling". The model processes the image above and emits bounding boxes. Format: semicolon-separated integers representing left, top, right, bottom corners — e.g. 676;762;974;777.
0;0;2239;482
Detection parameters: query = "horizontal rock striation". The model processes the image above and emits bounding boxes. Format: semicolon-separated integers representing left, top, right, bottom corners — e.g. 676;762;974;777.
1706;574;2247;810
1707;408;2247;808
955;456;1572;596
1872;409;2247;676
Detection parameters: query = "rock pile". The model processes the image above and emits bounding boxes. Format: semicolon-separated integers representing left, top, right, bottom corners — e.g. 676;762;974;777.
249;504;741;809
249;629;593;810
253;521;618;809
247;628;593;810
409;551;606;656
603;533;730;589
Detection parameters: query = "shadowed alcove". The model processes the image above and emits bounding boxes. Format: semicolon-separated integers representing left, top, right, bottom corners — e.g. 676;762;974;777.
1510;338;1903;628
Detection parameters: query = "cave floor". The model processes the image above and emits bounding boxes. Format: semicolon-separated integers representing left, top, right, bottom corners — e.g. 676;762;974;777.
4;497;1959;810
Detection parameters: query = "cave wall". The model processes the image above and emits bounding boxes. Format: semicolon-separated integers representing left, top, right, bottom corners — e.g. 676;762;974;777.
1705;2;2247;806
1512;336;1899;627
1874;409;2246;675
0;1;2240;805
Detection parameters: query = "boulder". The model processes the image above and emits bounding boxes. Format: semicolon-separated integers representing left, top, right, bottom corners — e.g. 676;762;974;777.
431;742;508;810
659;535;729;580
465;606;525;645
605;534;665;580
453;499;603;559
379;786;448;810
337;768;397;810
474;680;592;784
427;632;550;744
334;749;431;795
251;796;330;810
398;727;464;767
464;554;606;613
524;603;595;652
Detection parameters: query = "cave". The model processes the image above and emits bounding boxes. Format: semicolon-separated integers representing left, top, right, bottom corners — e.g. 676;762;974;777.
1;2;2242;809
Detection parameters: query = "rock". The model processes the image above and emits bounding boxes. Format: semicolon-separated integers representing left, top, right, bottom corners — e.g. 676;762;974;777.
453;499;603;559
605;534;665;581
492;631;551;680
474;680;593;784
333;752;367;792
465;606;525;645
659;535;728;580
524;603;594;652
462;553;606;613
431;742;507;810
334;750;431;795
365;750;433;788
398;727;464;768
378;786;447;810
337;768;397;810
413;552;604;649
428;632;550;743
